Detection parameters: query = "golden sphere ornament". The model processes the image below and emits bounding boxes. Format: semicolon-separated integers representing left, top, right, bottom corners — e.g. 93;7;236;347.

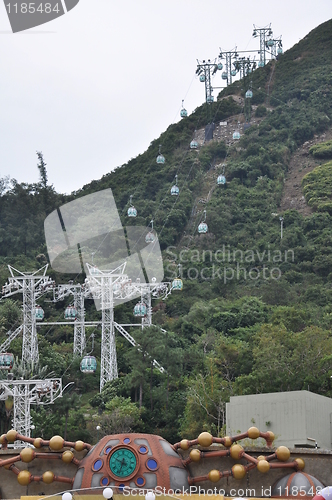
223;436;232;447
295;458;305;470
33;438;43;449
43;471;54;484
257;460;270;473
208;469;220;482
197;432;213;447
6;429;18;442
20;447;35;463
266;431;275;442
180;439;190;450
62;450;74;463
17;470;31;486
74;440;84;451
190;449;201;462
276;445;290;462
230;444;244;460
247;426;260;439
232;464;246;479
49;435;64;451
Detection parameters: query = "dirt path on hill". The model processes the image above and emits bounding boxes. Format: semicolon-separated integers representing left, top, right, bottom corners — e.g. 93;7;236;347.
280;129;332;216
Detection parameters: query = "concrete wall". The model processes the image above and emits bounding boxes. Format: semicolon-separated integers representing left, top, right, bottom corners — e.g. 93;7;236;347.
1;446;332;499
226;391;332;449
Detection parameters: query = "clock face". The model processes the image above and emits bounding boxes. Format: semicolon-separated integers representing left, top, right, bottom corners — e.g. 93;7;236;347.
109;447;138;478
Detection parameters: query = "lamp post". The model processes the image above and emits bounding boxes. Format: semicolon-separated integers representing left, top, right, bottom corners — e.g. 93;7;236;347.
279;217;284;239
96;425;101;442
30;424;35;439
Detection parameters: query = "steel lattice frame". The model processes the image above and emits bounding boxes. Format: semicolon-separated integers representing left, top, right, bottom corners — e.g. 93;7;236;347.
0;378;62;444
1;265;55;365
253;24;273;66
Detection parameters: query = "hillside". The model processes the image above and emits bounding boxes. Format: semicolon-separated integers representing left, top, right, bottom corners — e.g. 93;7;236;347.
1;19;332;444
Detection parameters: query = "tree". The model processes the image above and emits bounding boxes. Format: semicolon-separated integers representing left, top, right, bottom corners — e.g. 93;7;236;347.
36;151;48;189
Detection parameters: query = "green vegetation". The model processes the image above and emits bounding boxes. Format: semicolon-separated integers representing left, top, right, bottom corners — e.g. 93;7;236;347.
1;19;332;443
302;160;332;213
309;140;332;159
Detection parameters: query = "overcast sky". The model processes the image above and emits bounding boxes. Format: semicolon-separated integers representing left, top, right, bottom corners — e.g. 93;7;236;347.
0;1;331;194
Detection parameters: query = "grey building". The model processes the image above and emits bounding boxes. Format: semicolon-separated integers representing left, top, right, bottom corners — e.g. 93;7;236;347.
226;390;332;450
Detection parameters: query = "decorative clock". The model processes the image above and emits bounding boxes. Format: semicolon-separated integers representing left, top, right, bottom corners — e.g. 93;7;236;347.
108;446;139;479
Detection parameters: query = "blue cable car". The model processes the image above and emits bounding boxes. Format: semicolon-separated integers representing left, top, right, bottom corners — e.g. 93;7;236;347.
198;222;208;234
80;356;97;374
233;130;241;140
217;63;223;70
267;39;274;47
206;96;214;103
198;210;208;234
65;306;77;320
258;61;265;67
180;100;187;118
145;220;155;243
127;195;137;217
35;306;44;320
221;72;228;80
0;353;14;370
171;278;183;291
231;69;237;77
190;139;198;149
133;302;147;317
156;145;165;164
171;175;179;196
199;74;205;82
245;90;253;99
277;47;283;55
217;174;226;185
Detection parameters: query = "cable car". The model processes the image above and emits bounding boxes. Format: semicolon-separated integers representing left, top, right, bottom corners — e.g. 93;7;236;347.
217;174;226;185
198;210;208;234
80;356;97;374
217;63;223;70
233;130;241;140
190;139;198;149
198;221;208;234
35;306;44;320
133;302;147;317
171;278;183;291
156;154;165;164
0;353;14;370
277;47;283;55
180;100;187;118
267;39;274;47
145;220;155;243
245;90;253;99
145;231;155;243
127;195;137;217
156;145;165;164
65;306;77;320
171;174;179;196
90;266;101;276
221;72;228;80
258;61;264;67
231;69;237;77
199;74;205;82
207;96;214;103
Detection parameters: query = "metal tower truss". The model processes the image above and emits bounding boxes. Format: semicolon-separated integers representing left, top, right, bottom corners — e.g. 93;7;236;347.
85;263;171;391
54;283;87;357
253;24;273;66
196;59;218;103
0;325;23;354
0;377;62;445
266;36;282;59
1;265;55;364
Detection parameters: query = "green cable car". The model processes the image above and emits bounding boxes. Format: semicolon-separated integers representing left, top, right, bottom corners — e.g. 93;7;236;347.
35;306;44;320
80;356;97;374
171;278;183;291
0;353;14;370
